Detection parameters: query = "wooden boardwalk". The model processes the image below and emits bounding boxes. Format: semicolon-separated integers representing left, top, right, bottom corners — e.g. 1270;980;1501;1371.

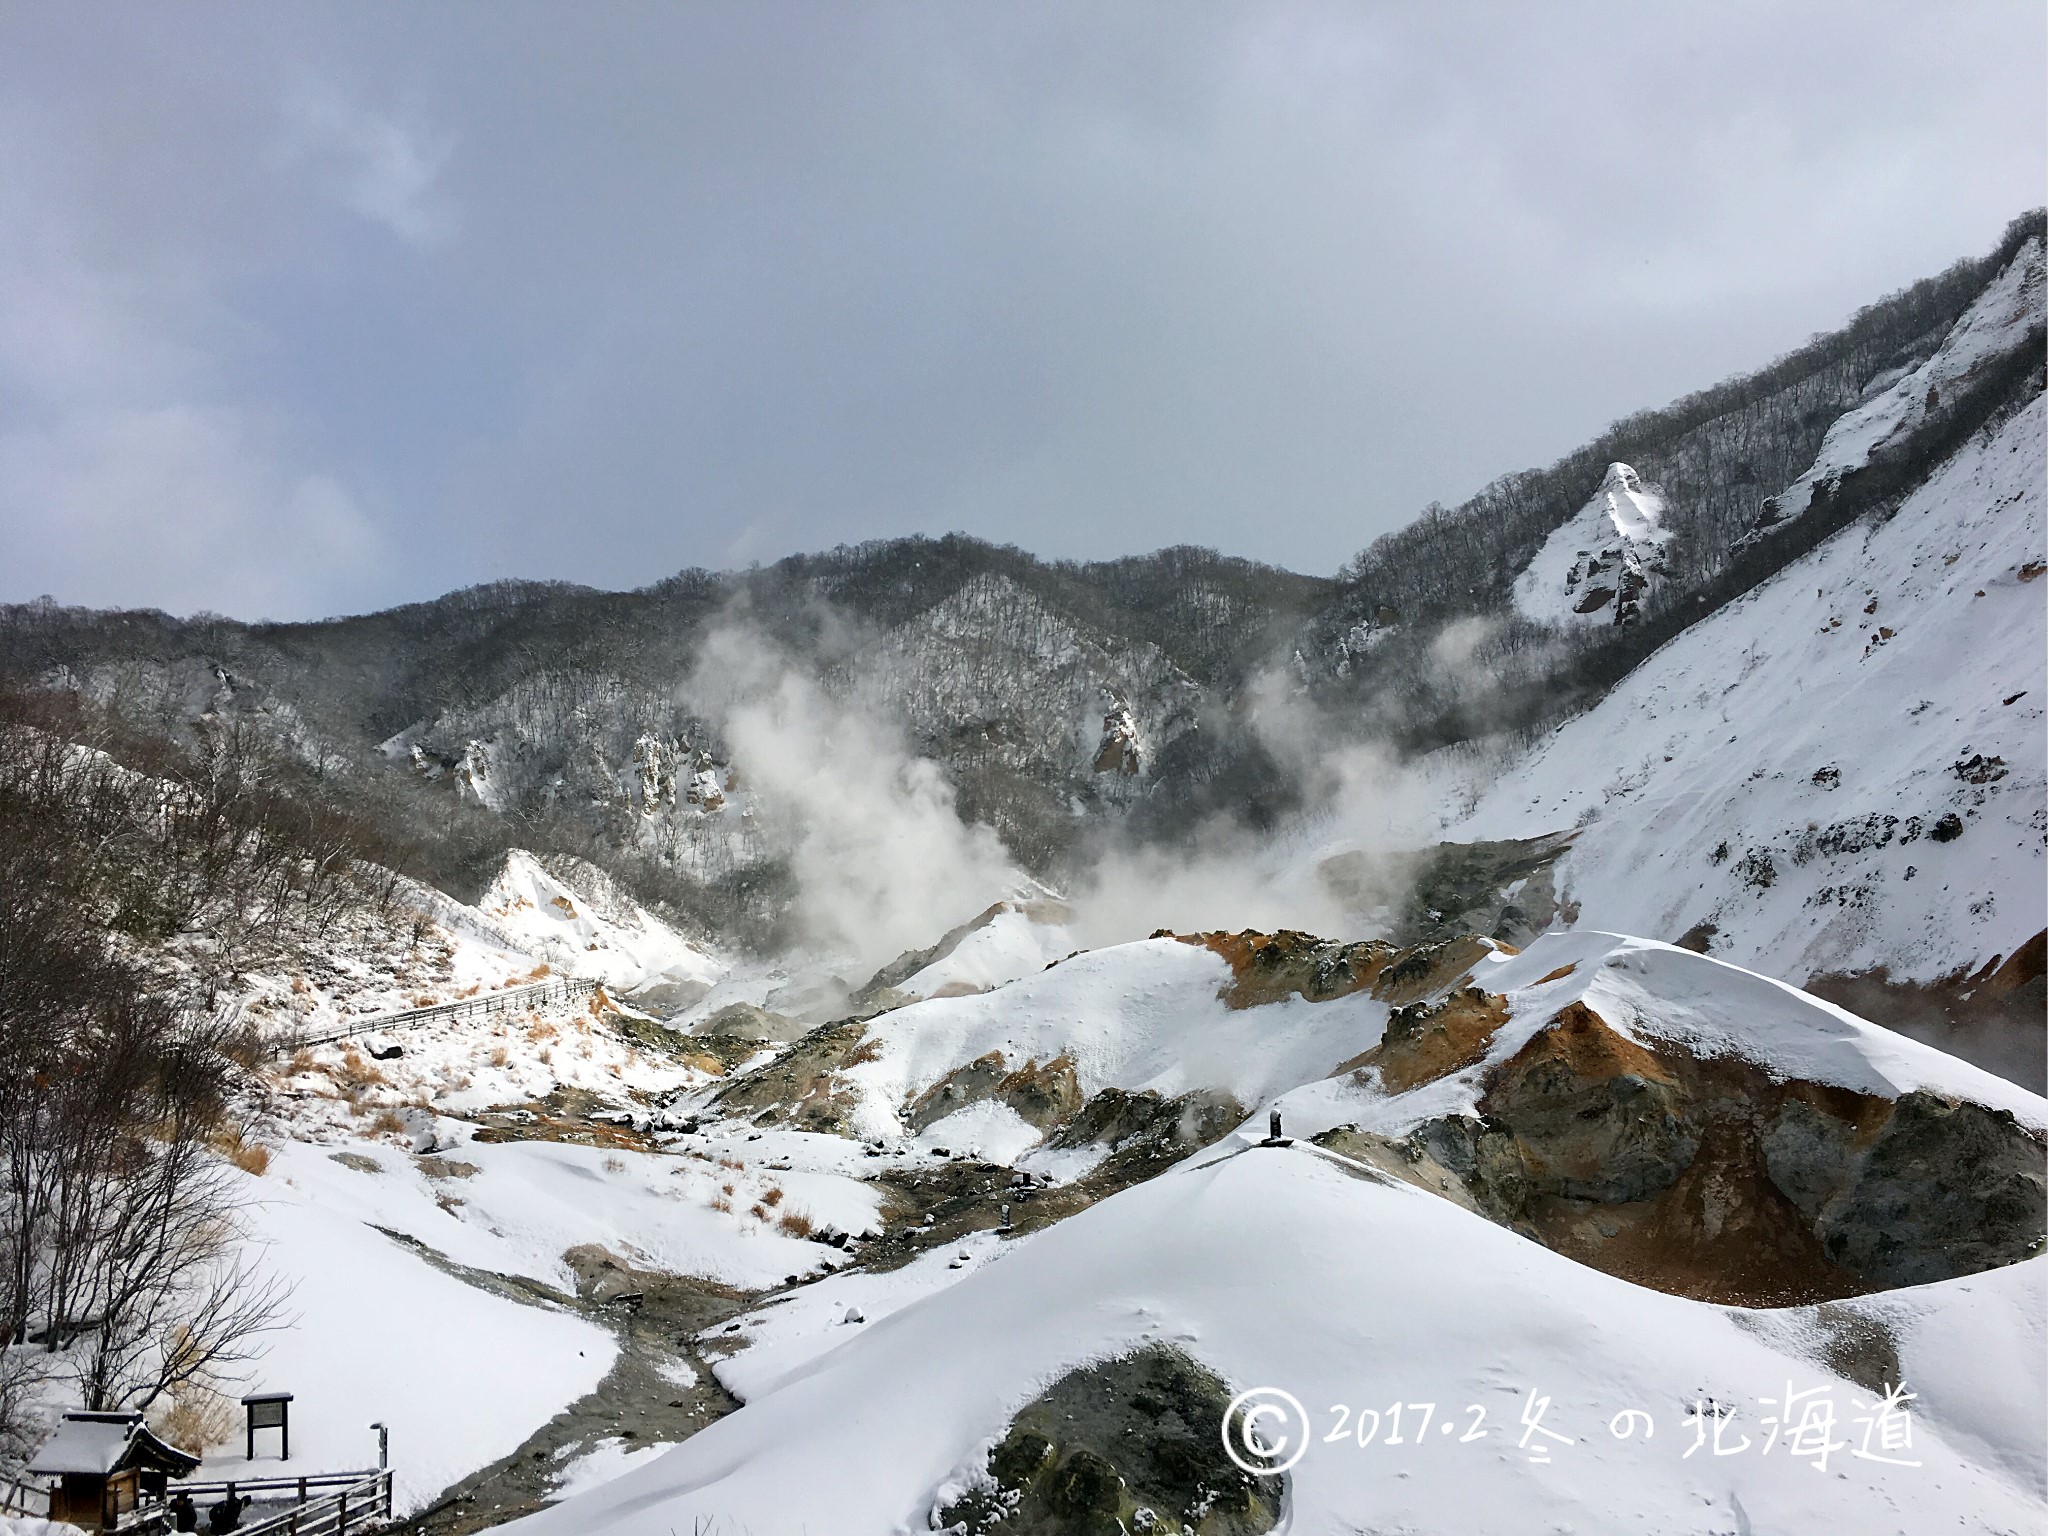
277;975;601;1054
173;1469;393;1535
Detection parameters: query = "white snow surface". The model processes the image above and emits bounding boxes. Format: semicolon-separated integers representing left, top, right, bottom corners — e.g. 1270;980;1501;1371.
549;1437;677;1503
479;850;722;995
260;1136;879;1294
1513;461;1672;627
203;1164;615;1514
1459;391;2046;984
505;1144;2045;1535
894;903;1078;1000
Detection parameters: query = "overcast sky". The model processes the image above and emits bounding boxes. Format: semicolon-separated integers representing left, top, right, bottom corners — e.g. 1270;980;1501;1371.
1;2;2041;621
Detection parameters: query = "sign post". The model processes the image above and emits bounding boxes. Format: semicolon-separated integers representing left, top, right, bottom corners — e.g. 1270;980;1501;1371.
241;1393;294;1461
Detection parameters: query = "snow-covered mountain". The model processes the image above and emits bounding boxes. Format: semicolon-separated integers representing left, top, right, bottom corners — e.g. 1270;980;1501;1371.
1754;235;2044;543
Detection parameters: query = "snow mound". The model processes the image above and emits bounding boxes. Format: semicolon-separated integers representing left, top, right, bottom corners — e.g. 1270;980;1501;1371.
1513;461;1673;627
832;937;1386;1143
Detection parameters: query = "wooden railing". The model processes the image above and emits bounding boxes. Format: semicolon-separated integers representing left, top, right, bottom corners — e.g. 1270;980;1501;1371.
0;1474;49;1517
274;975;600;1055
173;1469;392;1536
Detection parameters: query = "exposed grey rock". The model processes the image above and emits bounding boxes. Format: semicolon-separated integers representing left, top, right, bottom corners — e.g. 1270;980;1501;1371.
1793;1091;2048;1287
1489;1061;1699;1204
694;1001;808;1044
933;1344;1282;1536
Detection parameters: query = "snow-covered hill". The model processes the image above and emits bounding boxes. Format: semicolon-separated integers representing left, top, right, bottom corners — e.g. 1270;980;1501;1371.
487;927;2043;1535
468;922;2047;1534
511;1157;2044;1536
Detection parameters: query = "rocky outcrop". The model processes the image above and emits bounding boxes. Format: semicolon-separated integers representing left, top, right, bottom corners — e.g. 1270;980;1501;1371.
1764;1089;2047;1287
1479;1002;1700;1204
707;1017;873;1134
1358;996;2047;1305
695;1001;808;1044
906;1051;1084;1133
933;1345;1282;1536
1046;1086;1242;1156
1170;927;1499;1010
1092;701;1144;776
1342;986;1509;1093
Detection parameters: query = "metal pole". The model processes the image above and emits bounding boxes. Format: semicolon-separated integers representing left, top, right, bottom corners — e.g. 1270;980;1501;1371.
370;1423;388;1471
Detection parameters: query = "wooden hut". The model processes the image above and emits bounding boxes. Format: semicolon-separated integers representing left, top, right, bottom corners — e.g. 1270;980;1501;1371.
28;1411;200;1530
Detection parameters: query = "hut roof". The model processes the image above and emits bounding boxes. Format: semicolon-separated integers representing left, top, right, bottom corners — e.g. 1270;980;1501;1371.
28;1412;201;1478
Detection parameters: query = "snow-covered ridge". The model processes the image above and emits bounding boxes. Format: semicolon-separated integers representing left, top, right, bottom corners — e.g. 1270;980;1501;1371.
1276;931;2048;1140
1760;236;2045;535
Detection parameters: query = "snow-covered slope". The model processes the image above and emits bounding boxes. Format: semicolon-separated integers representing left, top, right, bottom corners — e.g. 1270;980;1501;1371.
204;1165;615;1514
506;1144;2044;1536
1513;461;1674;627
831;937;1385;1145
479;850;722;998
1459;391;2045;984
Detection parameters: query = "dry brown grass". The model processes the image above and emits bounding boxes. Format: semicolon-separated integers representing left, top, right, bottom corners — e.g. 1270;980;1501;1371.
775;1207;814;1239
333;1048;389;1095
762;1186;784;1207
708;1194;733;1214
845;1037;884;1066
603;1156;628;1175
151;1385;238;1454
489;1046;510;1068
286;1048;317;1075
527;1019;558;1043
749;1203;769;1220
205;1123;272;1176
525;963;553;981
365;1108;407;1139
717;1155;744;1171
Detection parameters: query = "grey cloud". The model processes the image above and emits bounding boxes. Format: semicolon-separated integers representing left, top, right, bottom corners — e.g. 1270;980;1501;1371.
0;1;2039;619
